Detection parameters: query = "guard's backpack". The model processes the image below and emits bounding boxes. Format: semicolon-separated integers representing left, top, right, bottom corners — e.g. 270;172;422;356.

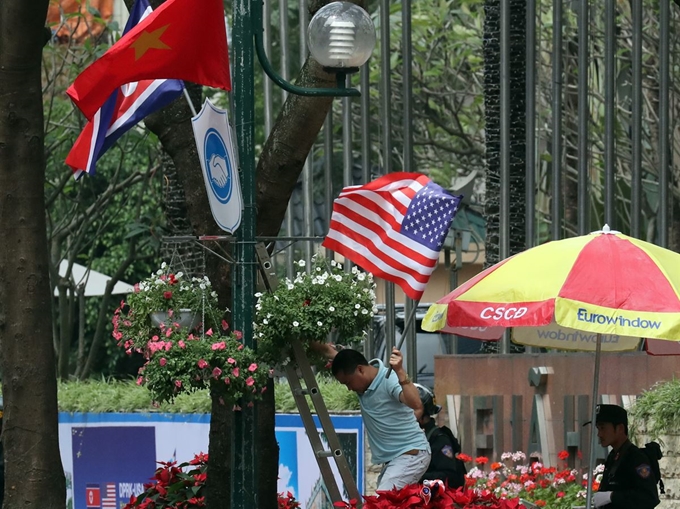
642;441;665;495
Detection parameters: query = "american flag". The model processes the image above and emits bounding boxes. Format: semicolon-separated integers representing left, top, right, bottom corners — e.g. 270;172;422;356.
322;172;462;300
65;0;183;179
102;482;117;509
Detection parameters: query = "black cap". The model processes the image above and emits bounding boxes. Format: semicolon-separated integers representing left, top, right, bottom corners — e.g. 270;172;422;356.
583;404;627;426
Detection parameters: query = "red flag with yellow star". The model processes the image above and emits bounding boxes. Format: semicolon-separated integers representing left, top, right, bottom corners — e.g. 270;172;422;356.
67;0;230;121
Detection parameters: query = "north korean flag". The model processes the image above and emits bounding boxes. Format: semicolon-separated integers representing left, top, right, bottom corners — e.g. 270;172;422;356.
85;484;101;508
65;0;184;179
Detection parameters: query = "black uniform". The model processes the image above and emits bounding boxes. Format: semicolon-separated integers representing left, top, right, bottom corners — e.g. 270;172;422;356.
419;420;466;489
598;439;659;509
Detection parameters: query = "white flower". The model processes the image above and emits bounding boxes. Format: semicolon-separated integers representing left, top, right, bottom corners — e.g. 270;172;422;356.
361;309;368;314
293;321;299;327
199;283;206;290
255;292;262;298
329;306;335;312
330;260;337;267
287;283;295;290
211;291;218;298
355;304;361;309
357;273;366;281
176;271;183;278
316;267;322;272
317;321;323;326
263;319;268;325
334;275;342;282
274;295;279;301
298;260;306;267
161;262;167;269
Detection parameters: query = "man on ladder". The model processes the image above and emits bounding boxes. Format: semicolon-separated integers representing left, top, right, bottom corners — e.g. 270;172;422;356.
331;347;431;492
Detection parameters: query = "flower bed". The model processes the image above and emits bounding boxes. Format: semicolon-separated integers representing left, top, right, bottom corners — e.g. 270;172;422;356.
122;453;301;509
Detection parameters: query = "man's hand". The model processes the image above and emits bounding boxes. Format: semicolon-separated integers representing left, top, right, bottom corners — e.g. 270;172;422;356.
389;347;405;375
593;491;612;507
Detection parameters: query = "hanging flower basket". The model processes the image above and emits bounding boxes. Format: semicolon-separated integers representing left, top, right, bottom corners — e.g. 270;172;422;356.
113;263;223;354
253;255;377;365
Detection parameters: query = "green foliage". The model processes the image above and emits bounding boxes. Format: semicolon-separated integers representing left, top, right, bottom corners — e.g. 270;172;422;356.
55;378;358;413
629;377;680;440
254;256;376;365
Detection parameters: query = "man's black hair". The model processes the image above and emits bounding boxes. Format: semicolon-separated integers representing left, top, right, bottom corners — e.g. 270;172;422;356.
331;349;369;376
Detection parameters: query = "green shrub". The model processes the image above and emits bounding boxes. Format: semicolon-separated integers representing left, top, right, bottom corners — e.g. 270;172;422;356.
56;377;358;414
629;377;680;440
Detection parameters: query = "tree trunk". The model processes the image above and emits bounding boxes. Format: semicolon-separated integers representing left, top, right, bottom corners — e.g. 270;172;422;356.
0;1;67;507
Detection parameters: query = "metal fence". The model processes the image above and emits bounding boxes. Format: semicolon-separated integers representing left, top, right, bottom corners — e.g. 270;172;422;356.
259;0;679;359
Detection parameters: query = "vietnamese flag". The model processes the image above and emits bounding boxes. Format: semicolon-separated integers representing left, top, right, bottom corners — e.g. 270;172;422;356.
67;0;230;121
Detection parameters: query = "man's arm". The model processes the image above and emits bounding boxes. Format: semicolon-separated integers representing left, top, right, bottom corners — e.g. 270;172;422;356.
389;347;423;415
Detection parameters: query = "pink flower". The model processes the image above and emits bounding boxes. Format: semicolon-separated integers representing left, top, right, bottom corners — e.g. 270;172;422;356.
178;340;186;349
232;367;240;377
234;330;243;340
165;328;173;338
211;342;226;351
261;386;267;393
238;344;244;350
206;328;213;337
224;377;230;385
197;359;208;369
164;342;172;351
233;405;242;411
113;331;123;340
247;402;254;408
168;309;174;317
245;376;255;387
163;291;172;299
159;358;167;366
152;335;159;341
221;320;229;330
175;380;182;388
248;363;258;372
227;357;236;365
212;367;223;378
136;376;144;385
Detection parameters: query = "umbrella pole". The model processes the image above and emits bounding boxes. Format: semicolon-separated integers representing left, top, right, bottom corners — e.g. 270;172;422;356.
585;332;603;509
385;301;420;378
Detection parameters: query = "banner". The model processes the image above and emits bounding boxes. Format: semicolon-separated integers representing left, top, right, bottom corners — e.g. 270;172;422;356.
59;412;363;508
191;98;243;233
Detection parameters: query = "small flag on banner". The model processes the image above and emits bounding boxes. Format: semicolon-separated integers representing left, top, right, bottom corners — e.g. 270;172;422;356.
67;0;230;121
191;98;242;233
322;172;462;301
66;0;184;178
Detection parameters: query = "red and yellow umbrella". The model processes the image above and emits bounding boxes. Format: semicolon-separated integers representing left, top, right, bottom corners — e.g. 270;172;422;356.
423;225;680;345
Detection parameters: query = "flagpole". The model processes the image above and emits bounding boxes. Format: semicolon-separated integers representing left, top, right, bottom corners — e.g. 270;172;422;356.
386;301;420;378
182;88;197;117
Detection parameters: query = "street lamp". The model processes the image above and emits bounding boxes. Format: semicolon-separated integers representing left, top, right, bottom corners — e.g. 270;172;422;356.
308;2;376;73
254;1;375;96
232;1;376;508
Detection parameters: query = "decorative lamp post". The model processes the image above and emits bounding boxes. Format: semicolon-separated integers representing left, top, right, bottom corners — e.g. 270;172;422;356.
231;1;375;508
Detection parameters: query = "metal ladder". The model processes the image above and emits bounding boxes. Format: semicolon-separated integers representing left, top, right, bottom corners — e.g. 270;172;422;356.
255;244;361;506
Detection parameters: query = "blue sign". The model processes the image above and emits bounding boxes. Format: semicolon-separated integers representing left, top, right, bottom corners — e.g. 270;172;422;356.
72;426;156;509
203;127;233;204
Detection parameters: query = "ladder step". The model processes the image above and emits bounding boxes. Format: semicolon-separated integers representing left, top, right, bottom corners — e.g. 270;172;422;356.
316;448;343;459
293;386;319;396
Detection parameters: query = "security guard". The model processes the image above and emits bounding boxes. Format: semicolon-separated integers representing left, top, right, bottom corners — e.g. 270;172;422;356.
587;404;659;508
414;384;466;489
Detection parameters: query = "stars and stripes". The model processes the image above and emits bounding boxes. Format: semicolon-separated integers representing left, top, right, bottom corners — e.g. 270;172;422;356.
102;482;117;508
322;172;462;301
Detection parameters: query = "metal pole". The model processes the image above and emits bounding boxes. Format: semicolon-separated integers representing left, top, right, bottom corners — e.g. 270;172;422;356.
658;0;670;247
604;0;615;227
380;0;396;352
360;62;373;356
499;0;510;354
577;0;589;235
300;0;313;265
324;113;334;259
551;0;563;241
263;0;274;135
525;0;536;249
281;0;295;277
231;0;258;504
585;333;603;509
630;0;642;239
